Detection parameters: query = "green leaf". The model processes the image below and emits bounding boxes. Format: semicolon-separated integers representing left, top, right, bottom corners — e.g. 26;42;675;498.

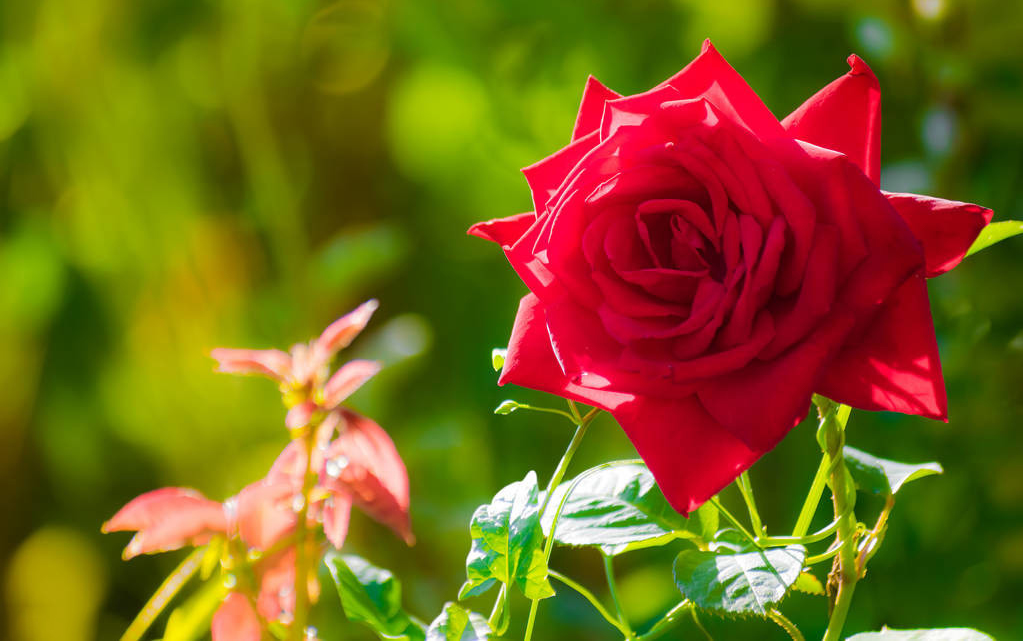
162;579;227;641
325;552;425;641
793;571;825;596
426;602;492;641
458;471;555;601
846;628;994;640
493;400;520;415
673;545;806;616
966;220;1023;256
491;348;507;371
844;446;943;497
540;462;717;555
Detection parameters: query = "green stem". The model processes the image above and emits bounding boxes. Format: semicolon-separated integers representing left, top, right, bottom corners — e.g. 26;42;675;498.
549;570;630;636
768;609;805;641
524;410;598;641
488;584;508;635
690;608;713;641
120;547;204;641
792;453;831;538
709;497;758;546
288;429;318;641
736;471;764;535
515;404;579;423
815;395;860;641
806;545;843;566
636;600;693;640
757;513;845;547
603;554;634;638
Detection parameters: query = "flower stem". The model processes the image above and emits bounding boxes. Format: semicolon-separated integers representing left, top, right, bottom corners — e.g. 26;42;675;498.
636;600;693;640
120;547;203;641
523;409;598;641
603;554;634;639
768;609;805;641
792;453;831;538
736;471;764;535
708;497;759;546
549;570;630;636
814;395;860;641
289;429;318;641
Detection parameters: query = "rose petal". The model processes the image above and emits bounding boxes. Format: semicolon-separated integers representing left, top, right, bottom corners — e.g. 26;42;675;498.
210;348;292;382
212;593;261;641
817;272;947;419
103;488;226;560
884;192;993;277
699;313;856;451
322;360;382;409
658;40;787;141
467;212;537;249
612;395;762;515
522;130;600;216
498;294;633;412
782;54;882;184
572;75;622;141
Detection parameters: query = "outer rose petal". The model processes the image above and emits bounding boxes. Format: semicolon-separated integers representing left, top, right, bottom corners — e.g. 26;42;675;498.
699;314;856;451
210;348;292;382
498;294;632;413
572;76;622;141
782;55;882;184
817;272;948;419
612;395;761;515
467;212;536;249
657;40;787;141
102;488;226;559
884;192;993;277
212;593;261;641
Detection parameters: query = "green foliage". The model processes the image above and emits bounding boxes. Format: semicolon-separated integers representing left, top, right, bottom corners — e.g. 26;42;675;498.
846;629;995;640
459;471;555;601
844;447;943;496
793;571;825;596
426;602;492;641
325;552;426;641
672;545;806;616
966;220;1023;256
540;462;718;555
162;580;227;641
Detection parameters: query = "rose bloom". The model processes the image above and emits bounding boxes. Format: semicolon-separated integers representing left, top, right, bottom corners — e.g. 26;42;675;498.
470;41;992;514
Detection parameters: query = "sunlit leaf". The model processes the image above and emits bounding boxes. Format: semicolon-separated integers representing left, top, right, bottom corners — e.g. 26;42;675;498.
966;220;1023;256
426;602;491;641
458;471;554;601
673;545;805;616
793;571;825;596
540;462;717;555
325;552;425;641
846;628;994;640
844;447;943;497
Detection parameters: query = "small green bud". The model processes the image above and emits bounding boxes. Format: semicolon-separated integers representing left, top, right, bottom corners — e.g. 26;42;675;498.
491;348;508;372
494;400;520;415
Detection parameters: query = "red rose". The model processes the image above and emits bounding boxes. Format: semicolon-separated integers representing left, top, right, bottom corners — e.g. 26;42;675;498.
470;41;992;514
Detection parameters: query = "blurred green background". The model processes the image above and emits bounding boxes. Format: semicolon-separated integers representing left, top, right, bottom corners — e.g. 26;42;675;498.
1;0;1021;639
